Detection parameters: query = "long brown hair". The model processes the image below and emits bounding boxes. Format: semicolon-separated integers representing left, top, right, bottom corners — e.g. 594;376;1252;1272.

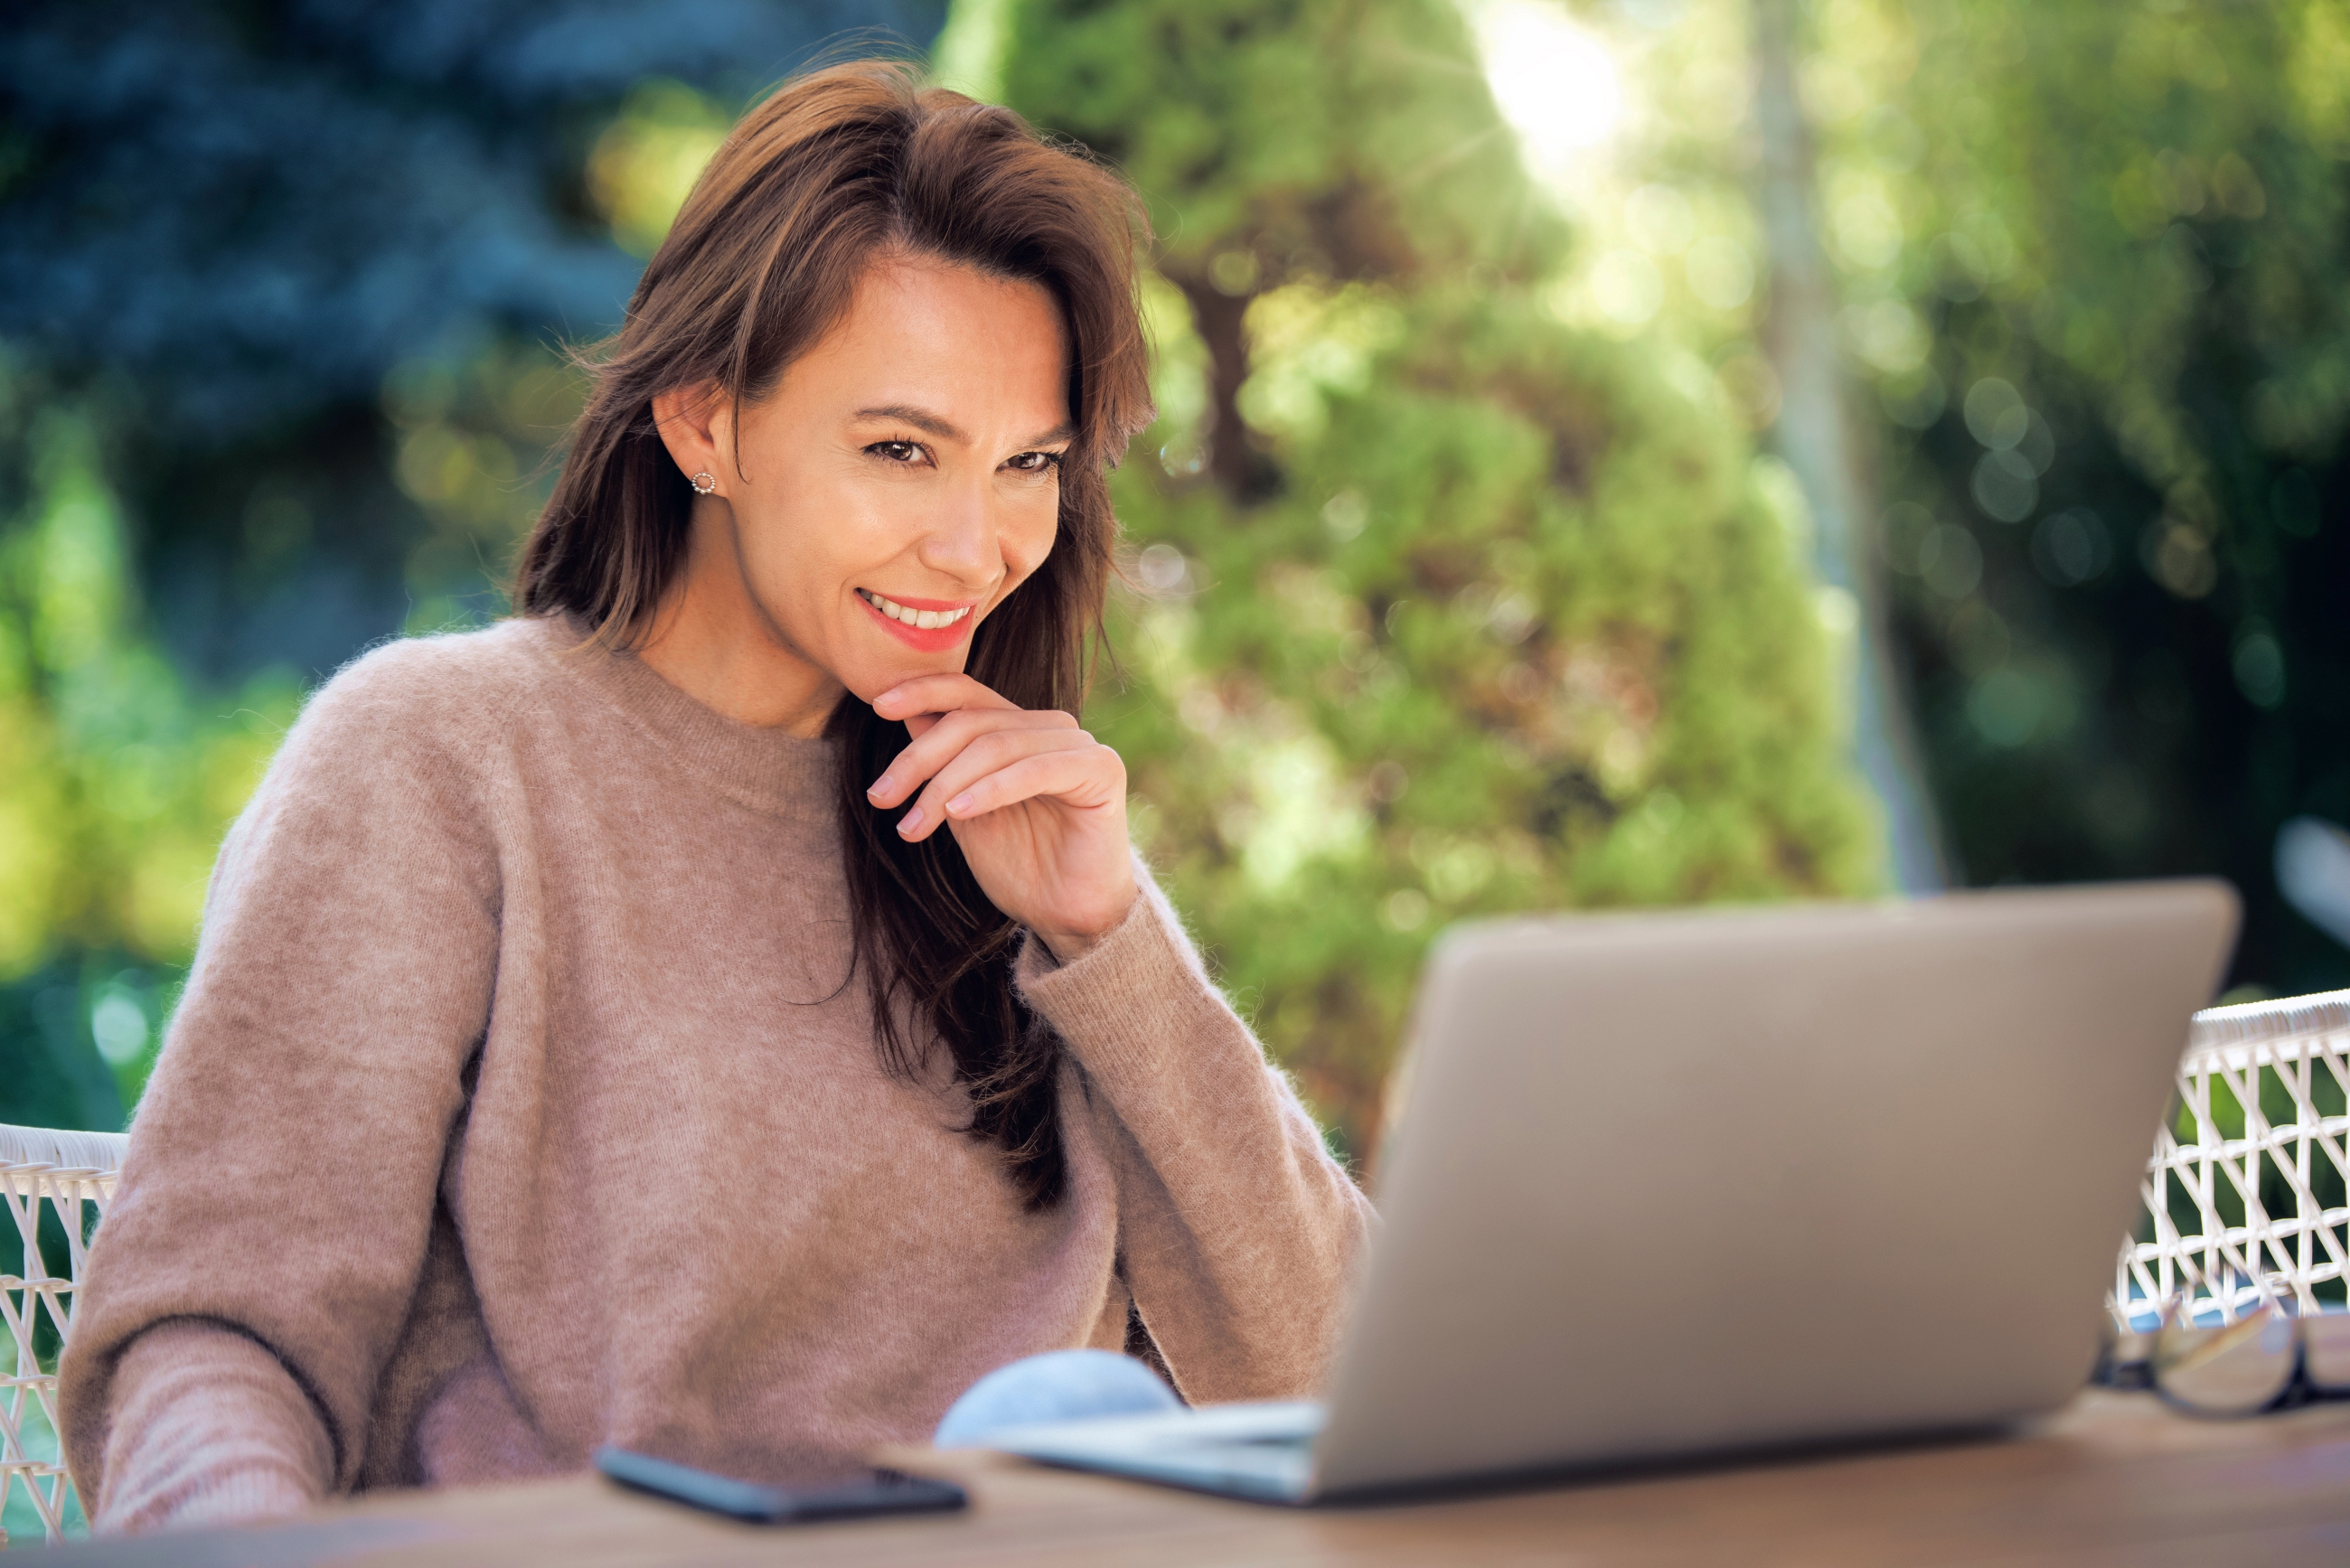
512;61;1155;1208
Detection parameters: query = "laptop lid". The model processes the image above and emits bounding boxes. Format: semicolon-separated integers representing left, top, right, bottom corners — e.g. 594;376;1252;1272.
1310;880;2238;1498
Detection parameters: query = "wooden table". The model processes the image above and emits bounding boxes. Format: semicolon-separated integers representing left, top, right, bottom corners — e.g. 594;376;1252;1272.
45;1392;2350;1566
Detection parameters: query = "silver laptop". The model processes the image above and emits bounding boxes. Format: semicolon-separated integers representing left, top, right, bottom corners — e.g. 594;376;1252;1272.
986;880;2240;1503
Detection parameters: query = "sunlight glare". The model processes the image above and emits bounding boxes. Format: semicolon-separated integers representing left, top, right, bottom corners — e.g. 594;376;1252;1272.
1464;0;1626;187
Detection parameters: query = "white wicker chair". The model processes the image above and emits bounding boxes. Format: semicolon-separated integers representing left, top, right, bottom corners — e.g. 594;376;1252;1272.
2113;991;2350;1331
1;1122;127;1545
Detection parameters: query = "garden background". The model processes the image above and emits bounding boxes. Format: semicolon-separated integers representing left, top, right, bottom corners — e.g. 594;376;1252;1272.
4;0;2346;1170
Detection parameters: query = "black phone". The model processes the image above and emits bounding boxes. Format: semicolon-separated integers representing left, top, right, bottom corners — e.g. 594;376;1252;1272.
594;1444;968;1524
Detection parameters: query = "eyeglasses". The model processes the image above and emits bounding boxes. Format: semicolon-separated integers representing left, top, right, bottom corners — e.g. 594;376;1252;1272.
2101;1287;2350;1417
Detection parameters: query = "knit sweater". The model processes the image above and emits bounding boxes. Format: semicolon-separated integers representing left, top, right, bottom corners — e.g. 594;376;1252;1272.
58;615;1372;1533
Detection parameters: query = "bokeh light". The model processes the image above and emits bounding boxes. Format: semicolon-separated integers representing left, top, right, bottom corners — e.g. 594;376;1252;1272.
1464;0;1627;190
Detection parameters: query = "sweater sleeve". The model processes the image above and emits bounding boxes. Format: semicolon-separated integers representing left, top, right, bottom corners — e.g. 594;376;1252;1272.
87;1320;334;1533
58;642;503;1533
1012;865;1375;1405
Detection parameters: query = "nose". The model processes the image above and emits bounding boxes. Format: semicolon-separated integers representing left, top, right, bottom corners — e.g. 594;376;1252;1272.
916;472;1001;591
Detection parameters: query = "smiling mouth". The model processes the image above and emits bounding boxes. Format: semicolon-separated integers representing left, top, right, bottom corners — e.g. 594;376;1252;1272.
856;588;975;631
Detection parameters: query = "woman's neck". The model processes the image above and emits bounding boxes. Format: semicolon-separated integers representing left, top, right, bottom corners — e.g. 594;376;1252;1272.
635;522;843;737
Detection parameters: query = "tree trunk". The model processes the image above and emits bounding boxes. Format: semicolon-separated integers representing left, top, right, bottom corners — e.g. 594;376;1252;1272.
1752;0;1950;891
1173;273;1279;502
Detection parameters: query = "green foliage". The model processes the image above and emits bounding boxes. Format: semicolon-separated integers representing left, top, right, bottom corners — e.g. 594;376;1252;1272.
1816;0;2348;453
1804;0;2350;991
996;0;1562;285
1100;293;1880;1142
588;81;741;259
0;377;302;1123
381;340;589;636
989;0;1880;1150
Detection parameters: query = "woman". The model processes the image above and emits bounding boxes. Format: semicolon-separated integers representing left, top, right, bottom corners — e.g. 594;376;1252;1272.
60;61;1371;1533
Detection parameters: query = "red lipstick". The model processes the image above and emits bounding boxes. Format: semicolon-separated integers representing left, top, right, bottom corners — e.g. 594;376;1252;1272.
856;588;980;653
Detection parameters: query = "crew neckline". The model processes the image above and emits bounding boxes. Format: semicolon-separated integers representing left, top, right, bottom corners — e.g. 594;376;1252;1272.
521;614;843;820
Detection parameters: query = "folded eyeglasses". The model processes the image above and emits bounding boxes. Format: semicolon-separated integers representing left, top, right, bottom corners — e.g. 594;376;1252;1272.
2101;1280;2350;1418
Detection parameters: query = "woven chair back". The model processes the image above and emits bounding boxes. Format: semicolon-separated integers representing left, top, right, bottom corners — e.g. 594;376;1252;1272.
2114;991;2350;1330
2;1122;127;1545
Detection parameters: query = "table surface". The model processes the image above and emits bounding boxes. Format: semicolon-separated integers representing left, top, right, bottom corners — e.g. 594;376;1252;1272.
45;1391;2350;1567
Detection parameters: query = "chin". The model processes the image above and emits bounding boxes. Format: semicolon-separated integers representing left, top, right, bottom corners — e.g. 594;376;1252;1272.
843;653;968;706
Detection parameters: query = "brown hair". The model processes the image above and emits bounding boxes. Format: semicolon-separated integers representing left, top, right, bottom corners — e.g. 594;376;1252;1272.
513;61;1155;1207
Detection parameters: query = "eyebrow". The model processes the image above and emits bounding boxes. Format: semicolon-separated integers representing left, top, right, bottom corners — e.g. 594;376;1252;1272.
852;404;1075;448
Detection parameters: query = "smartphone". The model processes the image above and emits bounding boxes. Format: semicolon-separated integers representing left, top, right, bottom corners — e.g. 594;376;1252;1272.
594;1445;968;1524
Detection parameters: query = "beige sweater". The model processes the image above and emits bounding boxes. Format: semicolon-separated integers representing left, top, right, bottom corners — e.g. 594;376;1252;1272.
59;615;1371;1533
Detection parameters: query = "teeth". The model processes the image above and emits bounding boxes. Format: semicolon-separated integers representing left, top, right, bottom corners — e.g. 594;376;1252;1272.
860;589;971;630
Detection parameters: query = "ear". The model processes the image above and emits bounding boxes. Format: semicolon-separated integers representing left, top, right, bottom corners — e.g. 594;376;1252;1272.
650;381;731;494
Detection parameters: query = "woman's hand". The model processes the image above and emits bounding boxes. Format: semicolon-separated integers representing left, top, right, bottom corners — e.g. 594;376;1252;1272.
865;674;1136;962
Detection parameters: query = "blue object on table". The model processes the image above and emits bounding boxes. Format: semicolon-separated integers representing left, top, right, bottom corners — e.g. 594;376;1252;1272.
934;1348;1182;1449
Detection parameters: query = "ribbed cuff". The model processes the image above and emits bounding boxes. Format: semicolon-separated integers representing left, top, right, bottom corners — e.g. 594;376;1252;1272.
90;1319;335;1536
133;1462;317;1535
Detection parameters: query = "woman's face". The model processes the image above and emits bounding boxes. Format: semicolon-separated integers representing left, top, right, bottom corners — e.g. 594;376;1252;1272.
683;256;1072;705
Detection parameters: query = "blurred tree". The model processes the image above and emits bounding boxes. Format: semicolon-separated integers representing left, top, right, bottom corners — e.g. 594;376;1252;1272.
0;374;297;1127
970;0;1881;1151
972;0;1564;498
1797;0;2350;996
1;0;940;682
0;0;942;1129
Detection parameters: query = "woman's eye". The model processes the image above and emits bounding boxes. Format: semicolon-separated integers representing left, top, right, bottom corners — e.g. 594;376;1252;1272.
869;440;923;464
1007;451;1064;474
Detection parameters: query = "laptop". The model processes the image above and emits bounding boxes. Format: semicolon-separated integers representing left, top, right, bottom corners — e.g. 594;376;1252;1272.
984;880;2240;1503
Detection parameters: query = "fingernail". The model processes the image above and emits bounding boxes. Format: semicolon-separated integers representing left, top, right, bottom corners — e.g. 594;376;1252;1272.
898;807;924;836
868;773;895;799
946;792;974;816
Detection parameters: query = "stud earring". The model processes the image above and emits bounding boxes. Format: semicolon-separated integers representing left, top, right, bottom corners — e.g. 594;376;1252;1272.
690;471;717;496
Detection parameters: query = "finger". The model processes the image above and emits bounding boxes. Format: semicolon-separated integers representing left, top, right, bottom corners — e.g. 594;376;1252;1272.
867;707;1082;805
926;746;1124;837
871;673;1018;723
870;707;1080;804
894;728;1103;840
894;729;1106;840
